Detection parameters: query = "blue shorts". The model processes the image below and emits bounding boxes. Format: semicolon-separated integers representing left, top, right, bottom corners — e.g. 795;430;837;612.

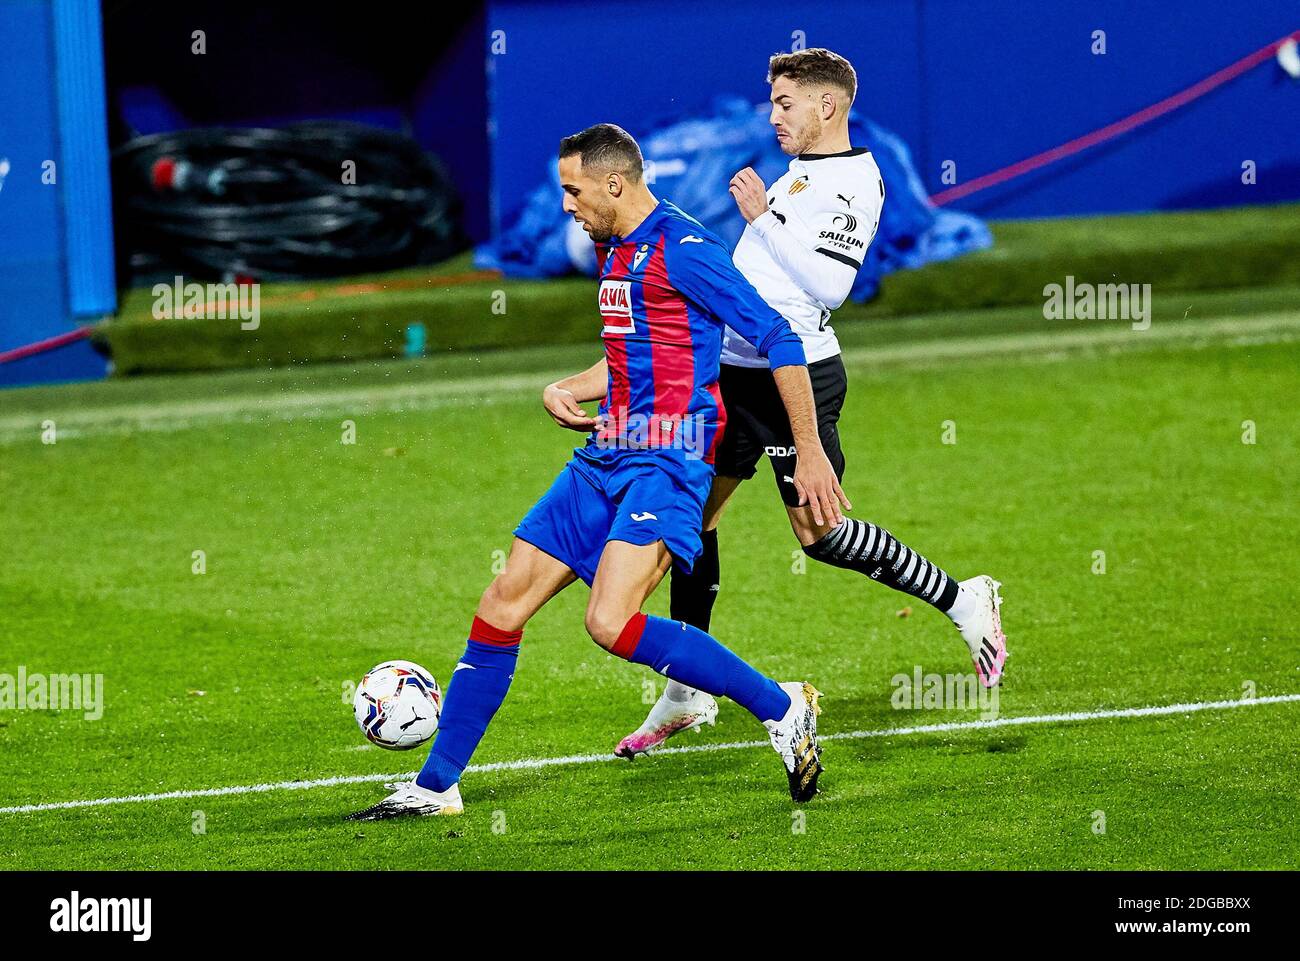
513;445;713;586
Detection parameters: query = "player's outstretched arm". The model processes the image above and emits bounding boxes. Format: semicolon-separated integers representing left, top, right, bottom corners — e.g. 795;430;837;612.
542;358;607;431
771;364;852;527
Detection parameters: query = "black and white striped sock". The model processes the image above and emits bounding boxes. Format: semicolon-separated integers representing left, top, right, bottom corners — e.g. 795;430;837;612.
803;518;960;611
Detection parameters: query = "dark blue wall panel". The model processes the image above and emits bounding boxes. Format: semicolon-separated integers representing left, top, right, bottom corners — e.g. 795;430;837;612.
486;0;1300;227
486;0;925;233
411;6;492;243
920;0;1300;216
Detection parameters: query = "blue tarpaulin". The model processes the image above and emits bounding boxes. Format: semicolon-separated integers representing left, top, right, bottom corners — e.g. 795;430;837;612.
475;98;991;302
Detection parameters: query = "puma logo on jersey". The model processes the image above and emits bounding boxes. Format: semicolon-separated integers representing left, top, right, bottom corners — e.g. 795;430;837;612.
837;193;855;206
679;235;704;244
630;511;658;522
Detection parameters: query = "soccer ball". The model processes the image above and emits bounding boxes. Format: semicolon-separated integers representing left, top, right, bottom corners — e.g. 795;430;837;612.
352;660;441;750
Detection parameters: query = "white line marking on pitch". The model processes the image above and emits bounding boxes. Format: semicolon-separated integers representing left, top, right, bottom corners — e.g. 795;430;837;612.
1;693;1296;815
3;311;1296;444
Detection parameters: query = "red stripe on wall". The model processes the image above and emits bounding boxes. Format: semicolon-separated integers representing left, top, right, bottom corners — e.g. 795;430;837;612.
0;326;93;365
929;31;1300;207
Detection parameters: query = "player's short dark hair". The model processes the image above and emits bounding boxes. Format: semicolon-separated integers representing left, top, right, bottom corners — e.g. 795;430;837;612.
558;123;644;183
767;48;857;104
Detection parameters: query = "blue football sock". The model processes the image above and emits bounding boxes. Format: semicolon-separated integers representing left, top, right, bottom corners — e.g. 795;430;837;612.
416;621;520;793
614;613;790;722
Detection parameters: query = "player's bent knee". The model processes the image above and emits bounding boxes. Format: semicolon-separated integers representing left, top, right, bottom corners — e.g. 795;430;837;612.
477;576;530;633
788;506;836;548
584;603;635;651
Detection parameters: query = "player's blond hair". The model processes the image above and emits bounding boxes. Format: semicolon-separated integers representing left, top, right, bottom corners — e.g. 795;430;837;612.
767;48;857;104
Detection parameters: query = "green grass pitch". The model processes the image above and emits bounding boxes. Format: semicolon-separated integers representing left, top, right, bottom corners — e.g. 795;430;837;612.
1;284;1297;870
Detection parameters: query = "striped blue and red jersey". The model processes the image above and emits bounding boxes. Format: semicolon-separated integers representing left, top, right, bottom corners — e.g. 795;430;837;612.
589;200;805;463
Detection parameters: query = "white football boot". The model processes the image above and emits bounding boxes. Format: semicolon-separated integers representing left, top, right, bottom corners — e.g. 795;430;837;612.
345;781;464;821
763;681;824;802
614;688;718;759
951;575;1008;688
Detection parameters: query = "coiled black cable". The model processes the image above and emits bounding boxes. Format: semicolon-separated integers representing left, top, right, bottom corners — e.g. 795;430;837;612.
112;121;465;281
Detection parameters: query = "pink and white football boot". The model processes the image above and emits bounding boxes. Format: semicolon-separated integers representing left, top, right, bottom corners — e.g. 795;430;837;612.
614;687;718;759
952;575;1009;688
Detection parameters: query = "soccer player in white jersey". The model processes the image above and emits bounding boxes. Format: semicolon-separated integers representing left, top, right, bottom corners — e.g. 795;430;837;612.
616;48;1008;759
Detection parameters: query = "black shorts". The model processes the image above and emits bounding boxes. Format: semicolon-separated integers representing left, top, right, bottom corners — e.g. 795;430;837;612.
713;355;847;507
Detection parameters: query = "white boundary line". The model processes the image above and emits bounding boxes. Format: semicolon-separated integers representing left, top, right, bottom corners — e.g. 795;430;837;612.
2;693;1295;815
3;310;1297;444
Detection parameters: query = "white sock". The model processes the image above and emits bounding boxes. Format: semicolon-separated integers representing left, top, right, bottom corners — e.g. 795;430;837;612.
944;584;978;626
664;679;696;703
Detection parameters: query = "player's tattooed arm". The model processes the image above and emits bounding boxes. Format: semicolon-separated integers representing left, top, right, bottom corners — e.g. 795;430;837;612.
543;359;607;431
771;364;852;527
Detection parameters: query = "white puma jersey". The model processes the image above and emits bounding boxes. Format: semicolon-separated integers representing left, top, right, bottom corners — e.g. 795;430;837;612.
721;147;884;367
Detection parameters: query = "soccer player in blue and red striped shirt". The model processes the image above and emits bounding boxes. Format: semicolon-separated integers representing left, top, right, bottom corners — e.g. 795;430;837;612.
347;124;850;821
